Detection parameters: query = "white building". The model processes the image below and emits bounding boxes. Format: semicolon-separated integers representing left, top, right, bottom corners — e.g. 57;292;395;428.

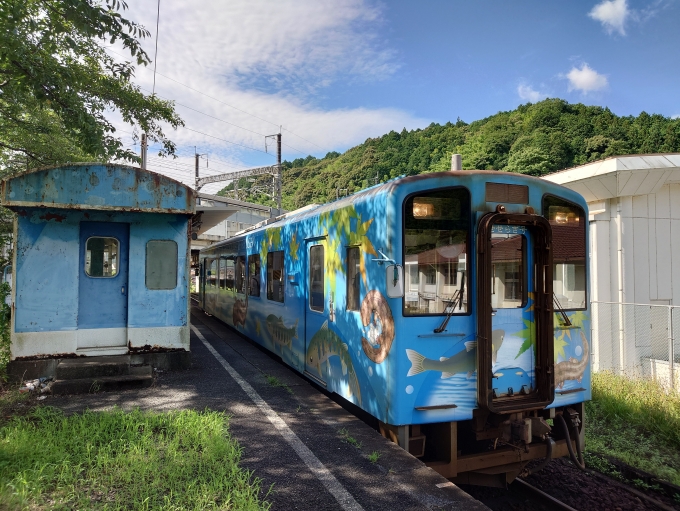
544;154;680;386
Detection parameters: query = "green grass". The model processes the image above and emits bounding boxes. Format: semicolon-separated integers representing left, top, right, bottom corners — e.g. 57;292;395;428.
264;374;293;394
338;428;362;449
368;451;380;463
0;406;270;510
585;371;680;486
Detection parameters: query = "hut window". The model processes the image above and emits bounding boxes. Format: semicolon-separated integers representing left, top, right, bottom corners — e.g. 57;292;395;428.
146;240;178;290
267;250;285;303
85;237;119;278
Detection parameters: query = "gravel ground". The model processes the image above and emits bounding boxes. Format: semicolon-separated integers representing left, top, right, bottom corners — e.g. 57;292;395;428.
461;457;680;511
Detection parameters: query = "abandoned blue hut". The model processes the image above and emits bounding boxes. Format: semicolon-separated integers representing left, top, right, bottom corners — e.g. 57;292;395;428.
1;163;195;375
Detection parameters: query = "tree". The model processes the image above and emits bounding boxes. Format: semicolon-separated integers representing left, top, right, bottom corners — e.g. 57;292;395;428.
0;0;183;174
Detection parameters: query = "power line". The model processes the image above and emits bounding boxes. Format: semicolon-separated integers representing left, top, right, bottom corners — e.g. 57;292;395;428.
180;126;275;156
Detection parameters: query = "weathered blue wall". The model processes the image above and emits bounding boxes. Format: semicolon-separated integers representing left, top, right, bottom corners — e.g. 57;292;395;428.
2;164;193;213
14;208;189;334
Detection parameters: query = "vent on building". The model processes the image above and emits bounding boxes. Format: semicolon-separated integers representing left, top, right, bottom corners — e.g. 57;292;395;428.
485;182;529;204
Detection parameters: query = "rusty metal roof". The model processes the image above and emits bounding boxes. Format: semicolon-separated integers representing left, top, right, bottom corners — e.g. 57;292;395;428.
0;163;195;214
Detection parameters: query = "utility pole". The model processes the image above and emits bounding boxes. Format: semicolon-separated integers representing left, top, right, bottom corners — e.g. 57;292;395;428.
195;149;200;205
141;133;147;170
276;132;282;212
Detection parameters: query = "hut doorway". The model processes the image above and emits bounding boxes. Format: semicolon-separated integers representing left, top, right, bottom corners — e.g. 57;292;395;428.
77;221;129;350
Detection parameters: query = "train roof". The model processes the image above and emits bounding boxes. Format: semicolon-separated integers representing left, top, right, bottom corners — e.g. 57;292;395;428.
202;169;582;252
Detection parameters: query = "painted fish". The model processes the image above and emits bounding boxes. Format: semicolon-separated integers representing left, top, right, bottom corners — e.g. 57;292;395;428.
306;320;361;404
233;296;247;328
406;341;477;379
555;331;590;388
266;315;298;349
491;329;505;365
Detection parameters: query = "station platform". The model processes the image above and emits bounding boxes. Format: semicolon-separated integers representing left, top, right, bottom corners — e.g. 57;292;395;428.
50;306;489;511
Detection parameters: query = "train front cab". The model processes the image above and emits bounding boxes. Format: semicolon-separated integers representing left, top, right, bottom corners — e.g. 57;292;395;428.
385;177;588;488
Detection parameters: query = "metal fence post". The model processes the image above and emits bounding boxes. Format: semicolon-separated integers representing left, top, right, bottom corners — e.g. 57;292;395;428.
671;306;675;390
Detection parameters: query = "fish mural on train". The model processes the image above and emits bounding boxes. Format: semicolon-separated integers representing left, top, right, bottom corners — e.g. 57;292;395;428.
555;331;590;388
361;290;395;364
306;320;361;404
406;330;506;379
233;296;247;328
266;315;298;350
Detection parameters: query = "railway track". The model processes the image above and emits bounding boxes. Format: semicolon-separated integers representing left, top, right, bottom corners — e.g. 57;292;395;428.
512;478;580;511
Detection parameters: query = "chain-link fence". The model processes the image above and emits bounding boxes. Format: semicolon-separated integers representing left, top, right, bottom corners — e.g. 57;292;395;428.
591;301;680;390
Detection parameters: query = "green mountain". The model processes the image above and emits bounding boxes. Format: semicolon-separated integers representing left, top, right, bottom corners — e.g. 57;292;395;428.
219;99;680;210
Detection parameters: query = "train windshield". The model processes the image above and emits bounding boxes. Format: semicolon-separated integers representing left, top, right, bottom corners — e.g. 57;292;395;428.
543;196;586;310
403;188;470;315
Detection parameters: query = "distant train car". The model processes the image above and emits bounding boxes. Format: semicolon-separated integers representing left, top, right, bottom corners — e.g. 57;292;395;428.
199;170;590;487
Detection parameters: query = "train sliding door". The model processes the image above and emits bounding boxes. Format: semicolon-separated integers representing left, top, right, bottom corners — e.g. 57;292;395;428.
304;240;327;384
477;213;554;413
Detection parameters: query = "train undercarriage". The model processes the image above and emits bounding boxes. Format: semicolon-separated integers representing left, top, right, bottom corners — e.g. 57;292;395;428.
380;402;585;488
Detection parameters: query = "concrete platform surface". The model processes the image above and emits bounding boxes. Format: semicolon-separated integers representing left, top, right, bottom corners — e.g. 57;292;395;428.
48;307;489;511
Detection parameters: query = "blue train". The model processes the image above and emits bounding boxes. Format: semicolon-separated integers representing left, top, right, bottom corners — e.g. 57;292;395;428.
198;170;590;487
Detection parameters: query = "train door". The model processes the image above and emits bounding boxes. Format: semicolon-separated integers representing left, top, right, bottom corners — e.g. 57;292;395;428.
304;240;327;383
77;221;129;350
477;213;554;413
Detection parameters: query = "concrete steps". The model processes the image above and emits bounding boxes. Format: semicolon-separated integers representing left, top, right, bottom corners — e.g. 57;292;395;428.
51;355;153;395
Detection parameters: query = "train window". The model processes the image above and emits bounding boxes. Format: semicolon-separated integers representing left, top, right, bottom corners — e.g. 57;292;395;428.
404;188;470;315
543;195;587;310
248;254;261;297
235;255;246;294
210;259;217;287
309;245;324;312
218;257;226;289
145;240;177;290
225;257;235;290
490;231;526;308
267;250;285;302
85;237;119;278
346;247;360;311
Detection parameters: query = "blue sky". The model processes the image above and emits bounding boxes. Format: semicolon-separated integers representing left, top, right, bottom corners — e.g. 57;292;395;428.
116;0;680;192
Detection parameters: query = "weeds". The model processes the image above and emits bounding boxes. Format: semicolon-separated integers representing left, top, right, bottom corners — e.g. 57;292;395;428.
0;407;270;510
368;451;380;463
0;282;11;380
264;374;293;394
586;371;680;486
338;427;362;449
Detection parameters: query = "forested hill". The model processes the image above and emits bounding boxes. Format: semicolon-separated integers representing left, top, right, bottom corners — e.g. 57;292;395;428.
220;99;680;210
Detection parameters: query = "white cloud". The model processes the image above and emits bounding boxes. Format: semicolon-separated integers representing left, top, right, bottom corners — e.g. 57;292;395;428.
566;64;608;93
673;114;680;120
589;0;629;35
106;0;428;192
517;84;548;103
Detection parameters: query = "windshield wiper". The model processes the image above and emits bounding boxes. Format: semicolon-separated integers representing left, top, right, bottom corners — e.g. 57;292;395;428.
434;272;466;333
553;293;572;326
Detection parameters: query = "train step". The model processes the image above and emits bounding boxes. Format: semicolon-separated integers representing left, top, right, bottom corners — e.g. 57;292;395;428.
51;356;153;395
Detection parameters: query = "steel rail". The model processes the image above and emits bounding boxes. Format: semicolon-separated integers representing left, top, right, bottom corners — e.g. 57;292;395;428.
513;478;580;511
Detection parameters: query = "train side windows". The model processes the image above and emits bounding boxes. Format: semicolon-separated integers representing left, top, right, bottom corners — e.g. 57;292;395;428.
346;247;360;311
145;240;178;290
85;237;119;278
210;259;217;287
543;195;587;310
219;257;226;289
248;254;261;297
267;250;285;303
235;255;246;294
309;245;324;312
403;187;470;316
225;257;235;291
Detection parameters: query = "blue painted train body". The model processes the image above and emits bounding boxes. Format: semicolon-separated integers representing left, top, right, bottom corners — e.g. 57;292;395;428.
199;170;590;485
